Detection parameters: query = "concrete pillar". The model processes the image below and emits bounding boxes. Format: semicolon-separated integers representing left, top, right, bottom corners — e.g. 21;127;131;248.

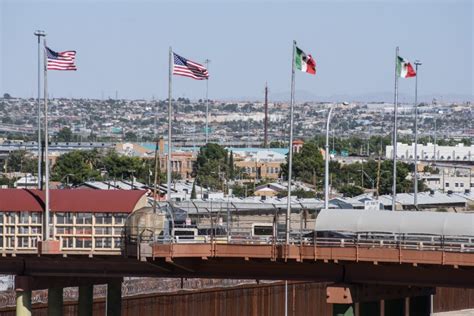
48;287;63;316
78;285;93;316
384;298;404;316
106;280;122;316
15;290;32;316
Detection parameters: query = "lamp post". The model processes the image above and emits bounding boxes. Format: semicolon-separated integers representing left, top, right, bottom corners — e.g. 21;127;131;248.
34;30;46;189
413;60;422;208
324;105;334;209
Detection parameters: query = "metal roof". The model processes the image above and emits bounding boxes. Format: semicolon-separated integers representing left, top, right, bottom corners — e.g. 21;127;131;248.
315;209;474;236
0;189;146;213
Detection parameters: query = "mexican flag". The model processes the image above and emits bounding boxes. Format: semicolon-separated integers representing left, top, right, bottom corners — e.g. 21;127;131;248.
295;46;316;75
396;56;416;78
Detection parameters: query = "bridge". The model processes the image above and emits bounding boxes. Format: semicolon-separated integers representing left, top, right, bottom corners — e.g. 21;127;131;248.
2;189;474;315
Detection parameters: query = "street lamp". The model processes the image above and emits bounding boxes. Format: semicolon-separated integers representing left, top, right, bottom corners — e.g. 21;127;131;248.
324;102;347;209
413;60;422;208
34;30;46;189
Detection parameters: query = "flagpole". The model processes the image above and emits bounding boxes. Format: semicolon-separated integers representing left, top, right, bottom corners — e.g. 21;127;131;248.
34;30;45;189
43;39;50;240
167;47;173;202
204;59;210;144
392;46;399;211
414;60;422;209
286;40;296;245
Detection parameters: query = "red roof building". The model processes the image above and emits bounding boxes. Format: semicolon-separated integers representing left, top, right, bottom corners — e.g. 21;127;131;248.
0;189;147;213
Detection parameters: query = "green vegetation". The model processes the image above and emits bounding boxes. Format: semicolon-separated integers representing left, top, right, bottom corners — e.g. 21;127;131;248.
195;143;231;190
4;150;36;174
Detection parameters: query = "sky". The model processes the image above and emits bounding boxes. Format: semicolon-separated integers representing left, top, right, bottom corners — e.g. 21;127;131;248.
0;0;472;101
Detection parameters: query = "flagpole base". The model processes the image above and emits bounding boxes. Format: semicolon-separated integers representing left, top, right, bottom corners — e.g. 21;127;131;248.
38;240;61;255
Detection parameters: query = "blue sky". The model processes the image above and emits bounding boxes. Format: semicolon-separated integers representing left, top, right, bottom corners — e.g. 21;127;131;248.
1;0;472;100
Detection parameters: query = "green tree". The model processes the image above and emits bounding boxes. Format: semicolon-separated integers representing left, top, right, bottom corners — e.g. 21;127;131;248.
124;131;138;141
339;185;364;197
102;150;144;181
228;151;235;179
191;181;197;199
5;150;36;174
280;141;324;184
52;150;101;184
195;143;229;190
55;127;75;142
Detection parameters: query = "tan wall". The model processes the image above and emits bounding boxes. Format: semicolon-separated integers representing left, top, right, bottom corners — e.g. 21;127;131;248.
235;160;283;180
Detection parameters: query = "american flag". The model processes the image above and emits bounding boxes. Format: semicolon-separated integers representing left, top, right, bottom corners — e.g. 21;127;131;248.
46;47;77;71
173;53;208;80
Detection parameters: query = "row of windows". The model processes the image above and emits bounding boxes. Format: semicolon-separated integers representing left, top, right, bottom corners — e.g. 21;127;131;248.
244;167;280;174
0;212;127;225
399;155;471;160
445;183;473;188
0;236;123;250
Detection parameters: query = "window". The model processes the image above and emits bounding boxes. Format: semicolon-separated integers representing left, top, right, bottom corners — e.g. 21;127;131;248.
18;226;29;234
6;237;14;248
76;226;92;235
460;183;464;187
95;227;112;235
95;213;112;225
114;214;127;225
31;212;42;224
114;238;122;249
62;237;74;248
95;237;112;248
0;214;3;224
6;226;15;234
445;183;450;187
5;213;15;224
76;213;92;225
56;212;73;225
19;212;29;224
56;227;73;235
455;183;459;188
75;237;92;248
17;237;29;248
31;227;41;234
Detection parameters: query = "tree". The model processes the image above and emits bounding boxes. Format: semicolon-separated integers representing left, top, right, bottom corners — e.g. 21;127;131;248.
280;141;324;184
228;151;235;179
52;150;101;184
339;185;364;197
5;150;36;174
124;131;138;141
55;127;75;142
191;181;197;199
195;143;229;190
3;93;11;99
102;150;144;180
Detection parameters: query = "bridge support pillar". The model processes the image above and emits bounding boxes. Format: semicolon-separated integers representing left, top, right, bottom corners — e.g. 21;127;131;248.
106;279;122;316
48;287;63;316
78;285;93;316
15;289;32;316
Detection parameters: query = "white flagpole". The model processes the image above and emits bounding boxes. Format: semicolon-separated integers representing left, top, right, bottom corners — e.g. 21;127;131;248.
167;47;173;202
392;47;399;211
43;40;50;240
204;59;210;144
286;40;296;245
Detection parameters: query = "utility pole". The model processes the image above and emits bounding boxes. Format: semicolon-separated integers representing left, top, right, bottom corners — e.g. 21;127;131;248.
264;82;269;148
34;30;46;189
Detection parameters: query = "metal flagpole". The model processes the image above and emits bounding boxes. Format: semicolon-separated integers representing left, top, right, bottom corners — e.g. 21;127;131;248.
34;31;45;189
286;40;296;245
285;40;297;316
43;39;50;240
414;60;421;209
392;47;399;211
167;47;173;202
204;59;210;144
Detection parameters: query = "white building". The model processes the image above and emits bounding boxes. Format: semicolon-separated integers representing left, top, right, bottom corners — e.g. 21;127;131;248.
386;143;473;162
